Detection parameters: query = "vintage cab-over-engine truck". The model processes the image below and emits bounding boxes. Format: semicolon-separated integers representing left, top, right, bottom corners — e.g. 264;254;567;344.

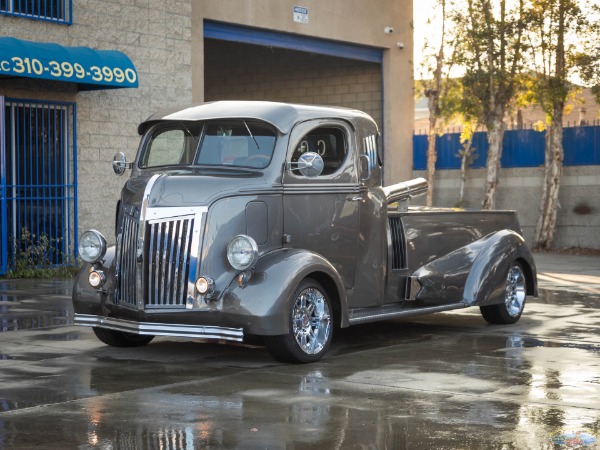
73;101;537;363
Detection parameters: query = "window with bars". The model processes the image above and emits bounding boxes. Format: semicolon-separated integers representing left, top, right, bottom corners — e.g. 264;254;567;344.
0;98;77;274
0;0;71;24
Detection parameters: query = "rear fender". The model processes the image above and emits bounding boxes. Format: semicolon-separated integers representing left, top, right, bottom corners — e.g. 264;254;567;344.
222;248;347;335
462;229;538;306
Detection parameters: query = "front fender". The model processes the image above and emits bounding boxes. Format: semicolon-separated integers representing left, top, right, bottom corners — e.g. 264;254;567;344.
222;248;347;335
462;229;537;306
72;246;117;315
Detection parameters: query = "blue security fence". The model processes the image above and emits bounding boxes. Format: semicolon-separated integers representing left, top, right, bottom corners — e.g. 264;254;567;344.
413;125;600;170
0;98;77;275
0;0;72;24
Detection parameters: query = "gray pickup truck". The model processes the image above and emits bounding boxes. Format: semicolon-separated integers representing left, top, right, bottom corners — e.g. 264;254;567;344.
73;101;537;363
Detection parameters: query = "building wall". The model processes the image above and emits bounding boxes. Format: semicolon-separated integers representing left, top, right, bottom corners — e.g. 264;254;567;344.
204;40;383;126
194;0;414;183
0;0;193;242
413;167;600;249
2;0;414;254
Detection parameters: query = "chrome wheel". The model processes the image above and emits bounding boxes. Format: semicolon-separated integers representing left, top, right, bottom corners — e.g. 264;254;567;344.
505;265;526;317
481;262;528;325
292;286;332;355
264;278;334;363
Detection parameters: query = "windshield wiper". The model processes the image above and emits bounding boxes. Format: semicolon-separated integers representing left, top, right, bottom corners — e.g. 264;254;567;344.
243;120;261;151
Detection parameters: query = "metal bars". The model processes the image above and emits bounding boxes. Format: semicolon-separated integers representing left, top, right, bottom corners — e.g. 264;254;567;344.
0;0;72;24
115;212;194;309
0;98;77;274
388;216;406;270
116;212;140;307
146;216;194;308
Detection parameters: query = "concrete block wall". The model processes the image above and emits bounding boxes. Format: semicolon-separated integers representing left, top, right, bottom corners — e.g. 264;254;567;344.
0;0;193;243
204;40;383;127
413;166;600;249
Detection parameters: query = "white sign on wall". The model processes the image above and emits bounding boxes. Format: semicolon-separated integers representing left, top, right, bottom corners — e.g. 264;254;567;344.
293;6;308;24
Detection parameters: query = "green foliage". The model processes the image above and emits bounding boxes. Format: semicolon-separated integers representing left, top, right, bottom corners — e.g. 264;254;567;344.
3;227;79;279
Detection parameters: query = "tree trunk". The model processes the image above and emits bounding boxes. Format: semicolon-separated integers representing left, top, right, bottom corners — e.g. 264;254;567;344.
458;132;476;207
534;112;564;250
482;113;506;210
426;112;437;207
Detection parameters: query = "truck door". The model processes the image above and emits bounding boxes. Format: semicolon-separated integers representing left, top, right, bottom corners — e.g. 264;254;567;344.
282;119;360;289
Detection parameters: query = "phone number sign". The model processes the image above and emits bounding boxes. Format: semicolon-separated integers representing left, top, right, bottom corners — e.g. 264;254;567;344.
0;37;138;89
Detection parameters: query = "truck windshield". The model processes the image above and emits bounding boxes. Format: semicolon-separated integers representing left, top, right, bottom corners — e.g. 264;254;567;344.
140;120;277;169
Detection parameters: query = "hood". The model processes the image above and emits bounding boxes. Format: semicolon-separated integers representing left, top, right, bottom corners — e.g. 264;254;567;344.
121;169;273;208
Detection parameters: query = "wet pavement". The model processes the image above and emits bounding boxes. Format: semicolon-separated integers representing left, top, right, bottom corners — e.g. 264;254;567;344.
1;253;600;449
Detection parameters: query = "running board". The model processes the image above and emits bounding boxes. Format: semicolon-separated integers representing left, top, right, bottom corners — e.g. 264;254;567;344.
348;303;468;325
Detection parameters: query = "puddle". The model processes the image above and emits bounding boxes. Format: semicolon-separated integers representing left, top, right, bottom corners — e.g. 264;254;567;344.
0;314;73;332
34;331;80;341
506;336;600;353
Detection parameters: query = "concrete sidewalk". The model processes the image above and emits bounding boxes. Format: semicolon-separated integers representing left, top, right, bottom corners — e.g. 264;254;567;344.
534;251;600;294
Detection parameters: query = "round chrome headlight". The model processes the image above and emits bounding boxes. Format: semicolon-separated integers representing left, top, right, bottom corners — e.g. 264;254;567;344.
79;230;107;263
227;235;258;271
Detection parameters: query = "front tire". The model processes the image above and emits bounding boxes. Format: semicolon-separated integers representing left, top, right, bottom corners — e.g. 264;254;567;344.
480;262;527;324
264;278;333;363
93;327;154;347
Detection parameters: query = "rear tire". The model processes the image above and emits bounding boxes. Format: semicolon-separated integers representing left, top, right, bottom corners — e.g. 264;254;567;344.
92;327;154;347
480;262;527;324
264;278;333;363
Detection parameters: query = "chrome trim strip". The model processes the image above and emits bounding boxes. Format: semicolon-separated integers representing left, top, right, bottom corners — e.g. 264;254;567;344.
348;303;468;325
74;314;244;342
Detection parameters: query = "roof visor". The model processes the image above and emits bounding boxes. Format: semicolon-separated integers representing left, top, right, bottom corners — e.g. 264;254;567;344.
0;37;138;90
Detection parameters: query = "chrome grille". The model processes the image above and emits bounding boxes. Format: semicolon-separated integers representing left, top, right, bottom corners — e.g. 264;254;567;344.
116;212;140;307
389;216;406;270
146;216;194;308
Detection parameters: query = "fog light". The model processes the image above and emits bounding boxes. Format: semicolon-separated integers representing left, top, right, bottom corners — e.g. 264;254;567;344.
88;270;106;288
195;277;214;295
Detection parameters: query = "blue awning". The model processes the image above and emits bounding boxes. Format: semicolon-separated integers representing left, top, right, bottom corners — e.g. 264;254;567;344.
0;37;138;90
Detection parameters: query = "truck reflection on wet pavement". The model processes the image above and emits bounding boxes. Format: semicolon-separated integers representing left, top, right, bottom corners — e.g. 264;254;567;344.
1;278;599;449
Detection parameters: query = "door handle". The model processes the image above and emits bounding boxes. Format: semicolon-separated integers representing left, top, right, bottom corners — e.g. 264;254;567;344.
351;196;363;202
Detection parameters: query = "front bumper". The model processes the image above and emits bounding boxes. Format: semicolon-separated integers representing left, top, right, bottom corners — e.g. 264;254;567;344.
74;313;244;342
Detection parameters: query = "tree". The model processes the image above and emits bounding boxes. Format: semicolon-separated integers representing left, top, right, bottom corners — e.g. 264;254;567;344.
455;0;527;209
417;0;458;206
527;0;600;250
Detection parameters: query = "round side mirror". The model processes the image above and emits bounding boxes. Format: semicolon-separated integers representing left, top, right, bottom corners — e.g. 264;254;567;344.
298;152;324;178
112;152;130;176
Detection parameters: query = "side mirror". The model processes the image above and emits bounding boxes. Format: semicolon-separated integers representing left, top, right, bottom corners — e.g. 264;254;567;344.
112;152;132;176
287;152;324;178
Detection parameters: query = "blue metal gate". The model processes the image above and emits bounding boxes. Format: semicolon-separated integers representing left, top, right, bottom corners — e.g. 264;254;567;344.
0;97;77;275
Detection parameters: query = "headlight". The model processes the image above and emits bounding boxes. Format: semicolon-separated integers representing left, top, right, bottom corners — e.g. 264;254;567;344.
79;230;107;263
227;235;258;271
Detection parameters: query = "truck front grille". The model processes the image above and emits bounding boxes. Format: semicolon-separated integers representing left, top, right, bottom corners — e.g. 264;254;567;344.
117;212;140;307
116;212;195;308
146;216;194;308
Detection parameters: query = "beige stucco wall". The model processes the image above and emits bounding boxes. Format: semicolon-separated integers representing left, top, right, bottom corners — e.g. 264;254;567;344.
1;0;413;256
0;0;193;242
193;0;415;183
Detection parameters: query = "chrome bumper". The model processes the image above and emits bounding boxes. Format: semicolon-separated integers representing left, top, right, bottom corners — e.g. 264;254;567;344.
74;313;244;342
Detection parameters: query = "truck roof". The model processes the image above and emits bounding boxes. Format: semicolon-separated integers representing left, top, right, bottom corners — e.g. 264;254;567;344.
138;100;375;135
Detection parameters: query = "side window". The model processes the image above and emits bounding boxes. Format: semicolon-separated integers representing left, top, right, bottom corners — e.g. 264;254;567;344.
291;127;347;176
145;129;186;167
